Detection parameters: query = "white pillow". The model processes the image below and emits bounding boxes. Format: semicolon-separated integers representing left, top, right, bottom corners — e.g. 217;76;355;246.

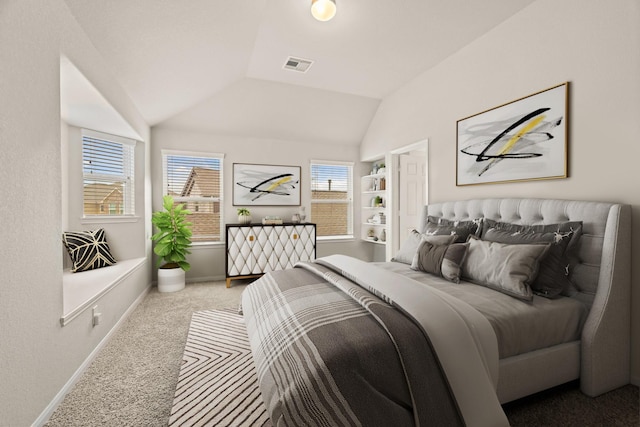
392;230;455;265
461;236;551;301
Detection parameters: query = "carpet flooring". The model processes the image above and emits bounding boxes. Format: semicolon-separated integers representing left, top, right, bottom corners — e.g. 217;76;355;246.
45;280;639;426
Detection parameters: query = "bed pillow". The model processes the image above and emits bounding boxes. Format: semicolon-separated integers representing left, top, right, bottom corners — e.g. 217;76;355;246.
423;216;482;243
392;230;455;264
481;219;582;298
63;228;117;273
461;236;551;301
411;240;469;283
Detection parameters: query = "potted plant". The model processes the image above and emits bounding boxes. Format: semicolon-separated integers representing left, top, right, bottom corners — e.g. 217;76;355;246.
237;207;251;224
151;195;192;292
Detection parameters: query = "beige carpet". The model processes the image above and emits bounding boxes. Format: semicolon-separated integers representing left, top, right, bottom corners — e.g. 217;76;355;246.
45;280;638;426
45;281;250;427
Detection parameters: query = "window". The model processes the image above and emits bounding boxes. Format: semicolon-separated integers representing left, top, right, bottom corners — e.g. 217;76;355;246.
82;129;135;216
310;161;353;238
163;150;224;243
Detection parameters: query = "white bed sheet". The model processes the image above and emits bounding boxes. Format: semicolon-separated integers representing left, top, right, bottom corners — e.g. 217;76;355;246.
375;262;588;359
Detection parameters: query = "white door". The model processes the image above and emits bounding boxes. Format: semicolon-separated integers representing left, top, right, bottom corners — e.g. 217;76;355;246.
398;153;426;243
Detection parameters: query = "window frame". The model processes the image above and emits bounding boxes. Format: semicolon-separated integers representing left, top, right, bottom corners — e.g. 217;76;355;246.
310;160;354;240
161;149;225;244
81;129;136;219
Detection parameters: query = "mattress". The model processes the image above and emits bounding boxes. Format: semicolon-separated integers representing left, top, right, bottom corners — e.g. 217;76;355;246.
375;261;588;359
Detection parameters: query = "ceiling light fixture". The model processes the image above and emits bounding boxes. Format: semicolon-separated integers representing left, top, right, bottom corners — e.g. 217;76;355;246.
311;0;336;22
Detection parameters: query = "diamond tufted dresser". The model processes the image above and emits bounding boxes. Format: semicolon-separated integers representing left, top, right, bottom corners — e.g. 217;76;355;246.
225;223;316;287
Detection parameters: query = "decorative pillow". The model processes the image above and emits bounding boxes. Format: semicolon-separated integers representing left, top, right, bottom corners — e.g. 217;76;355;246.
481;219;582;298
62;228;117;273
392;230;455;264
461;236;551;301
411;240;469;283
423;216;482;243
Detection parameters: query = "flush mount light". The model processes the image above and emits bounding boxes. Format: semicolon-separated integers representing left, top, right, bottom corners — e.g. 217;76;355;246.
311;0;336;21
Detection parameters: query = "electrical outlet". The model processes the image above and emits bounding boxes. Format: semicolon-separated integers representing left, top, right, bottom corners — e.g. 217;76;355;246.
92;305;102;327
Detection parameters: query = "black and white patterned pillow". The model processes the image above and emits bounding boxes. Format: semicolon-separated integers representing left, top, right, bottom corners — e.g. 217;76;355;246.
424;216;482;243
62;228;117;272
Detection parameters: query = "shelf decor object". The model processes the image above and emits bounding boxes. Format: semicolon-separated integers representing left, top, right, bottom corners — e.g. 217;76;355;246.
456;82;568;186
262;216;283;225
360;159;387;247
237;208;251;224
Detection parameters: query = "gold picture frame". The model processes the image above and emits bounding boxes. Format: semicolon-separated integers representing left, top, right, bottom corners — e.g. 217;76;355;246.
232;163;301;206
456;82;568;186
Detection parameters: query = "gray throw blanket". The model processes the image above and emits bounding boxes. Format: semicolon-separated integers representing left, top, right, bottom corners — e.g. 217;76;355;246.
242;255;508;426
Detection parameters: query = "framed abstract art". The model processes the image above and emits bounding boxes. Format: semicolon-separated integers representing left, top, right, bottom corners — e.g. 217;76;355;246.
456;82;568;186
233;163;301;206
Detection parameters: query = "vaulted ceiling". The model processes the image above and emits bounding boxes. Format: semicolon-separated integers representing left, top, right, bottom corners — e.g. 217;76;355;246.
63;0;535;145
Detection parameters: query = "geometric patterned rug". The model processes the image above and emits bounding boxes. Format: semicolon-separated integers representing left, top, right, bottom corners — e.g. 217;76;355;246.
168;309;271;427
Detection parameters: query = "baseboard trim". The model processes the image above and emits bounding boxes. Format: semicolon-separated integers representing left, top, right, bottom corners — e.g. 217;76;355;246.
32;283;151;427
188;275;226;283
151;275;226;287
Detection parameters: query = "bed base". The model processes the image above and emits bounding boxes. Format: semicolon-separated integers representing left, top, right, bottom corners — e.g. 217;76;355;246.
422;198;631;401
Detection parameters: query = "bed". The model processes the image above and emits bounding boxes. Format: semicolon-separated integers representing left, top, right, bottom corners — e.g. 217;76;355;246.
241;198;631;426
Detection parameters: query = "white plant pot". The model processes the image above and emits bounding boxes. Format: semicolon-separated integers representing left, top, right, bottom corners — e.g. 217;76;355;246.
157;267;185;293
238;214;251;224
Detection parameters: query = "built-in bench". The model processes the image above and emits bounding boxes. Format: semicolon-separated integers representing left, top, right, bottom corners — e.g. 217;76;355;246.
60;257;147;326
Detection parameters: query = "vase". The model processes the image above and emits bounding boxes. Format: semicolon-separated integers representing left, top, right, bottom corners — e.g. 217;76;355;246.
157;267;185;293
238;214;251;224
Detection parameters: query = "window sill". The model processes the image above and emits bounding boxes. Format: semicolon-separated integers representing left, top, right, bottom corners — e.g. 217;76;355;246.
81;215;140;224
61;257;146;326
317;235;354;243
190;241;225;249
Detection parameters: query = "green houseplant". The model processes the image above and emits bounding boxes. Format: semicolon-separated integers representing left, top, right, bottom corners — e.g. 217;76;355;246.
151;195;192;292
237;207;251;224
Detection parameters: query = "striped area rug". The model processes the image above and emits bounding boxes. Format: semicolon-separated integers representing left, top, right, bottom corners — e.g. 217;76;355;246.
169;309;271;427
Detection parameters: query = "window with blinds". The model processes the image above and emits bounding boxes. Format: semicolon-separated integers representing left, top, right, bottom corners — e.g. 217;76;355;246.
310;161;353;238
162;150;224;243
82;130;135;216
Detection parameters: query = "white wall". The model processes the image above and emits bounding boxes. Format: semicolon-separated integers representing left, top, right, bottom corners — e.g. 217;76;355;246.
0;1;151;425
361;0;640;384
151;127;373;282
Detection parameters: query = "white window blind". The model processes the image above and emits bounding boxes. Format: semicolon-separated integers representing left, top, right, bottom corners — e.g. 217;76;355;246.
163;150;224;242
310;161;353;237
82;130;135;216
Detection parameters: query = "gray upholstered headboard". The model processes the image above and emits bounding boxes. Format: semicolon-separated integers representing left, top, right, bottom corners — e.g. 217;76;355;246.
419;198;631;395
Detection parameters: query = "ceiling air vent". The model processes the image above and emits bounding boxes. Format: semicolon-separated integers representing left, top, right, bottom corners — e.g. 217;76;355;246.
283;57;313;73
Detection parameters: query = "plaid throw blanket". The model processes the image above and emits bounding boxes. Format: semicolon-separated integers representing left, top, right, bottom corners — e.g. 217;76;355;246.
242;255;508;427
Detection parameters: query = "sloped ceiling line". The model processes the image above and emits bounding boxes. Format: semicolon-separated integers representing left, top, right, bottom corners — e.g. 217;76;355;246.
63;0;536;145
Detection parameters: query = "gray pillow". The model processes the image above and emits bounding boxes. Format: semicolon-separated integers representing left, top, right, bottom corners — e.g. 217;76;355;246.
424;216;482;243
481;219;582;298
411;240;469;283
392;230;455;264
461;236;551;301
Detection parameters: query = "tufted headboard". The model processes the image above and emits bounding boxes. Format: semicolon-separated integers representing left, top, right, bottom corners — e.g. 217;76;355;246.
419;198;631;395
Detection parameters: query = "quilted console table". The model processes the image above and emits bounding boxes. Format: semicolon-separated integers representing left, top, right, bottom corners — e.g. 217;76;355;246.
225;223;316;287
